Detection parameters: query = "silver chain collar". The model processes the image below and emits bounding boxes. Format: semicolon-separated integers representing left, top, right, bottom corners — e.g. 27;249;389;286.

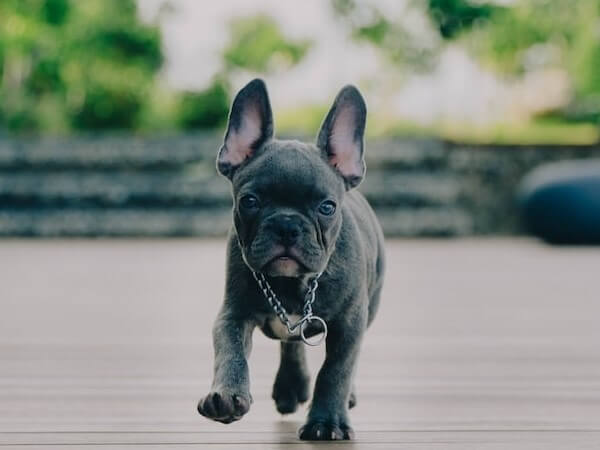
251;271;327;346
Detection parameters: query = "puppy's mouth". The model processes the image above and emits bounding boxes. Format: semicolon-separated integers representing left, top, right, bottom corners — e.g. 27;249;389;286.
264;248;306;277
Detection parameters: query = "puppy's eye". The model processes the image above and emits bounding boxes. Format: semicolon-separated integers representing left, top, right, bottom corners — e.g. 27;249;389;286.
318;200;336;216
239;194;259;210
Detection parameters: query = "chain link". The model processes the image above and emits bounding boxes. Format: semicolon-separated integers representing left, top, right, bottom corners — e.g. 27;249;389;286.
251;270;325;340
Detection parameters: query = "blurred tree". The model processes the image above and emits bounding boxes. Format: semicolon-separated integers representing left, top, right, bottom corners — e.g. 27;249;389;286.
0;4;313;134
223;15;312;73
176;79;230;129
175;14;311;129
331;0;440;71
174;14;312;131
0;0;162;132
173;13;312;131
331;0;502;70
427;0;499;39
465;0;600;123
331;0;600;125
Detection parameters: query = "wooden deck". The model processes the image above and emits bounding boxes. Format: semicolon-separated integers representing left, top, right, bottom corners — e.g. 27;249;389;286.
1;239;600;449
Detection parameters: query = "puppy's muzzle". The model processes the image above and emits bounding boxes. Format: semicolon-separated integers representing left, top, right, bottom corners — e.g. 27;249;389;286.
268;214;303;247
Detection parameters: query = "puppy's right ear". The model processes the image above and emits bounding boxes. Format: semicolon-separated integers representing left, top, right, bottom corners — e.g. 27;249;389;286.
317;85;367;189
217;79;274;179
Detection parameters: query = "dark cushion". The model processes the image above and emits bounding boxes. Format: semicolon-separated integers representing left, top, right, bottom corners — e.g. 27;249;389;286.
518;160;600;244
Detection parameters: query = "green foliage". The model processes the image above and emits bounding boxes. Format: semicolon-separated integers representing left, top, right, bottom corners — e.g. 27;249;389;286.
466;0;575;74
223;15;312;73
381;117;599;145
427;0;499;39
0;0;162;133
176;79;230;130
277;104;329;135
331;0;600;129
464;0;600;122
353;17;389;45
435;118;599;145
0;4;315;134
566;2;600;99
330;0;438;70
42;0;70;25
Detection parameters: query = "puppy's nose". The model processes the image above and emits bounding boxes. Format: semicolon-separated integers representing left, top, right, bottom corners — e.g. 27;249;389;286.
275;215;301;246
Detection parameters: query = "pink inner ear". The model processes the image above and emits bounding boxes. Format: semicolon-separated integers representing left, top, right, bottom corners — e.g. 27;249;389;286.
222;106;262;166
328;107;362;177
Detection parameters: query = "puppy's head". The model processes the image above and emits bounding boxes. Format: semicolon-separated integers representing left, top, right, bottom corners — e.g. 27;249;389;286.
217;79;366;277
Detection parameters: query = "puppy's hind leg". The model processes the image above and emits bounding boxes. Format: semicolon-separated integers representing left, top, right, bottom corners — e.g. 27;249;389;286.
272;341;310;414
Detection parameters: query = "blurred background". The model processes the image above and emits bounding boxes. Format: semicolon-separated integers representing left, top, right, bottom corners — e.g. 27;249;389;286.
1;0;599;239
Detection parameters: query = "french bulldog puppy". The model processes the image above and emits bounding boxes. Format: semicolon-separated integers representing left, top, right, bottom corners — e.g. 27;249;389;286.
197;79;385;441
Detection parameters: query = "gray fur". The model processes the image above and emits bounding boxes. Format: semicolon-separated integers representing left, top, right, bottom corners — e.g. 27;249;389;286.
197;79;385;441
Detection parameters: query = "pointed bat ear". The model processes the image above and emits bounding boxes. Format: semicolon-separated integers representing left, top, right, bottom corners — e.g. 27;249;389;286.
316;85;367;189
217;79;274;179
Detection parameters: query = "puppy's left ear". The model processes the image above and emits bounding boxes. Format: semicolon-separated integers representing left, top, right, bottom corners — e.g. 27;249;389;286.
317;85;367;189
217;79;274;179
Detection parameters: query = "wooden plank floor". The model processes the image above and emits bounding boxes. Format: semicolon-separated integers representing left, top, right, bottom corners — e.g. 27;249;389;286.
1;239;600;449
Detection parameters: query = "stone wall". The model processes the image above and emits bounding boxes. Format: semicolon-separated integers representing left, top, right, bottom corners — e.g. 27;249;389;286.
1;134;599;237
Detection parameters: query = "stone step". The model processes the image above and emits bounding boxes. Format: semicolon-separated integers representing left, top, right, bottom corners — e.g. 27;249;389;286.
0;208;233;237
361;172;465;207
0;170;471;209
0;206;472;237
0;135;455;171
2;135;597;176
0;134;220;170
0;171;231;208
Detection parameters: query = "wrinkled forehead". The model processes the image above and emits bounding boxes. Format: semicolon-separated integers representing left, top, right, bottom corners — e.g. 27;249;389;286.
232;140;344;201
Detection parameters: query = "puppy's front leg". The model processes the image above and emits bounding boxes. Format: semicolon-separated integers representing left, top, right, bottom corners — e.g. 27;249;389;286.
197;309;254;424
299;311;366;440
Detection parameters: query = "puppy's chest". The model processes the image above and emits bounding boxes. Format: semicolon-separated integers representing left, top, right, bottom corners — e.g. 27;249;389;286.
255;282;323;341
259;293;304;340
266;314;301;340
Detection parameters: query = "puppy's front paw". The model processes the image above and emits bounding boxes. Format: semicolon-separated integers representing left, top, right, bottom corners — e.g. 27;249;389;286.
197;391;251;424
299;419;355;441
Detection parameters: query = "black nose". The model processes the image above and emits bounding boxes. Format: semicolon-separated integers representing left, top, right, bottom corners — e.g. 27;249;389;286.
274;215;301;246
